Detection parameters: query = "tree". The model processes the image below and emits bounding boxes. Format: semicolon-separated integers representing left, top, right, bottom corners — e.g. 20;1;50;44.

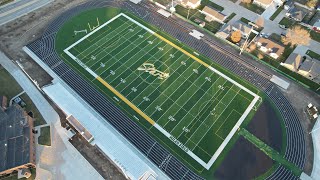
281;26;311;47
230;30;242;43
255;16;264;28
306;0;317;8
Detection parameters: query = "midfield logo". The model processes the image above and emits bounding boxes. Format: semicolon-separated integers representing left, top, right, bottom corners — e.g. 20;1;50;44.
137;63;169;80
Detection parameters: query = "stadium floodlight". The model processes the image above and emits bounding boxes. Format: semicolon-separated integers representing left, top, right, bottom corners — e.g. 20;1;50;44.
240;22;259;55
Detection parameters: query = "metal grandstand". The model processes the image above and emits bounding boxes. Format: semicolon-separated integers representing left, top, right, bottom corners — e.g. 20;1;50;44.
24;1;306;179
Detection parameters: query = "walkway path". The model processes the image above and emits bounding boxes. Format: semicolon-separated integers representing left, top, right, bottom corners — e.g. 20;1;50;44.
311;117;320;179
0;52;104;180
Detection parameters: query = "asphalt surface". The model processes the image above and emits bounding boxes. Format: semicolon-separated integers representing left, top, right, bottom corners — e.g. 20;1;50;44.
0;0;53;26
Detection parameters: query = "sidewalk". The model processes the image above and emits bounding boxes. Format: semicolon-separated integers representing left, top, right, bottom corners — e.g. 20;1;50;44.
311;117;320;179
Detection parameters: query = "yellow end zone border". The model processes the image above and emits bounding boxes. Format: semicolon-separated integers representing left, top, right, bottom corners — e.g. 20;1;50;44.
96;76;156;125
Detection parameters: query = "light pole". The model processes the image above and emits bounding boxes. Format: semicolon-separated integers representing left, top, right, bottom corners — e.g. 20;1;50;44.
240;22;259;55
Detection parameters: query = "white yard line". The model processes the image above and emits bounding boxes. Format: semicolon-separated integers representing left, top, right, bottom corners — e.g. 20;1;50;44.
77;21;135;61
133;53;187;104
142;60;197;115
180;81;230;144
173;77;226;138
114;42;172;90
88;28;146;69
63;13;260;170
188;83;235;144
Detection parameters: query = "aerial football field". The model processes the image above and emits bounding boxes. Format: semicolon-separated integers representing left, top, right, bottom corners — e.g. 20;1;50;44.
57;10;260;173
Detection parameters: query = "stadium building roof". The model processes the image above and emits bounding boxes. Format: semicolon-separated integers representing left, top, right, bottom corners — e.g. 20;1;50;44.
42;82;170;180
0;104;35;175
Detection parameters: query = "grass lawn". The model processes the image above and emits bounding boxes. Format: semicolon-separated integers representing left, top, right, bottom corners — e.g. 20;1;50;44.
224;13;236;23
240;17;251;24
310;30;320;43
269;6;283;21
0;67;46;126
38;126;51;146
306;50;320;60
20;94;46;126
0;67;23;100
278;17;295;28
239;2;265;15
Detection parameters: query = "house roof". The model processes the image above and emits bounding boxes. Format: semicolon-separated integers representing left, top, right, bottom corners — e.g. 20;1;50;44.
284;53;303;71
254;0;273;5
202;6;226;21
300;59;320;76
288;4;309;21
256;37;285;56
299;59;314;71
216;24;232;39
182;0;200;5
0;105;33;173
232;21;252;34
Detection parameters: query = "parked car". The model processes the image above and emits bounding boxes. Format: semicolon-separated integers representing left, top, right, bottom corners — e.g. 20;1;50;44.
279;24;288;29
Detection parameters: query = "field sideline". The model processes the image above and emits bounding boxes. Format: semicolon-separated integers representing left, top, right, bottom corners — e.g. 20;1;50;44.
55;8;261;175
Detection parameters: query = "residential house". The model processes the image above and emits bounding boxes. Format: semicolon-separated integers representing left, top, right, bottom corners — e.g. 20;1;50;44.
281;53;303;71
201;6;227;23
0;103;36;177
253;0;274;9
180;0;201;9
231;21;252;38
255;37;285;59
298;59;320;82
216;21;256;39
216;24;232;39
286;2;311;21
281;53;320;83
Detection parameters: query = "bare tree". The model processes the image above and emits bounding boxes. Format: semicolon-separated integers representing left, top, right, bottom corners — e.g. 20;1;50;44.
230;30;242;43
281;26;311;47
255;16;264;28
306;0;317;8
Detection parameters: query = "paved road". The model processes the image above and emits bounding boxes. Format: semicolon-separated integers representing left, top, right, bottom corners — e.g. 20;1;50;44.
0;0;53;26
0;52;104;180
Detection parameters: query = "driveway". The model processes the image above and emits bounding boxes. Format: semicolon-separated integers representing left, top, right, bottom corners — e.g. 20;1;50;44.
261;3;277;20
